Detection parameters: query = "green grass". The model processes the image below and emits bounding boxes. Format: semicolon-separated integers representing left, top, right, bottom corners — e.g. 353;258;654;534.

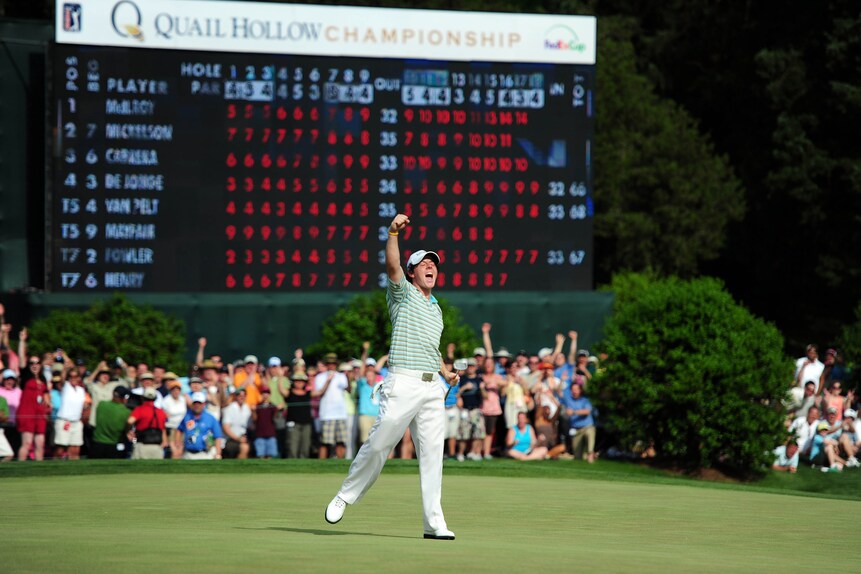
4;460;860;573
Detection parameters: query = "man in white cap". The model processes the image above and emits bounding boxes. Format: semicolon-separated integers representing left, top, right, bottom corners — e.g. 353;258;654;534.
326;213;459;540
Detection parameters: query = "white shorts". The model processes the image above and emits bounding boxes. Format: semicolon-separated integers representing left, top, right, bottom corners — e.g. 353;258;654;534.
0;429;12;457
183;448;216;460
54;419;84;446
445;406;460;439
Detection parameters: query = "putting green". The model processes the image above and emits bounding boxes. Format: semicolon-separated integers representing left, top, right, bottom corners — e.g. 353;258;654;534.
4;473;853;573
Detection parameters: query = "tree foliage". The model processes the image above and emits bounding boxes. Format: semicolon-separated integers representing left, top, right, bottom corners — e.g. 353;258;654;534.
592;17;744;281
593;273;792;477
27;294;187;372
307;290;480;362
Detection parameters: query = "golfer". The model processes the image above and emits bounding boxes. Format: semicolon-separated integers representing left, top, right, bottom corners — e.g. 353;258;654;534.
325;213;459;540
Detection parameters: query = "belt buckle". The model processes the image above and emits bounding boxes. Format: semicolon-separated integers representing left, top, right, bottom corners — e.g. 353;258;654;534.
421;373;434;382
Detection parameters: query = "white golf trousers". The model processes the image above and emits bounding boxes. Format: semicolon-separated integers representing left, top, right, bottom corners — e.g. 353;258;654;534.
338;370;448;533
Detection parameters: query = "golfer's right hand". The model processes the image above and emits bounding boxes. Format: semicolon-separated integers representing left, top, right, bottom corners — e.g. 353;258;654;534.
389;214;410;233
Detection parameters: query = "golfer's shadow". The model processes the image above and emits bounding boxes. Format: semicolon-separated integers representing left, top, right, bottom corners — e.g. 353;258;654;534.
237;526;416;540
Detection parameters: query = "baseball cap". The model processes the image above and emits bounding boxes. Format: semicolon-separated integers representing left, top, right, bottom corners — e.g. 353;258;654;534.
142;387;158;400
52;363;64;373
845;409;857;419
189;376;203;385
323;352;338;364
190;391;207;403
244;355;258;365
537;347;553;359
139;372;155;381
338;362;351;372
113;385;130;399
827;406;838;414
495;348;512;359
577;349;590;357
268;356;281;367
163;371;178;381
817;422;829;431
350;359;362;369
473;347;487;357
467;358;477;366
365;358;377;367
406;249;440;271
290;371;308;381
3;368;17;380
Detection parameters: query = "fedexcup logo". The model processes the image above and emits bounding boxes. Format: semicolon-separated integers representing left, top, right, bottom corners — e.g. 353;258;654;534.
544;24;586;52
111;0;144;41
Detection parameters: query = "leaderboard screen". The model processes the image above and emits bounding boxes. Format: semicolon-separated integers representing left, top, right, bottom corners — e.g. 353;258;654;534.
51;0;595;292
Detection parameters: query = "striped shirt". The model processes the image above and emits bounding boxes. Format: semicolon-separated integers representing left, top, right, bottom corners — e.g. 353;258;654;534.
387;276;443;373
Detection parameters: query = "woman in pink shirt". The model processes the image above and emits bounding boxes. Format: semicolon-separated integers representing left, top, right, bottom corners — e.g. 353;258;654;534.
480;357;503;459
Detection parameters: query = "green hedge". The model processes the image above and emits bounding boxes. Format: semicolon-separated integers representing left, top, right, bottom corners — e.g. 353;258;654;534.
594;273;793;477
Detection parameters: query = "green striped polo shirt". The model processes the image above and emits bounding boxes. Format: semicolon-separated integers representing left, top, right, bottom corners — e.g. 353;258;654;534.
387;276;443;373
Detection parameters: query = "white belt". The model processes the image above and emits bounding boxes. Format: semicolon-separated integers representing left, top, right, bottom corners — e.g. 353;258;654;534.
389;366;439;382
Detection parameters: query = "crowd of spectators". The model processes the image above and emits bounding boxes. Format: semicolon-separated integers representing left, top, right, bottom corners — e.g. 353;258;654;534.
0;311;600;463
2;299;857;474
779;344;860;473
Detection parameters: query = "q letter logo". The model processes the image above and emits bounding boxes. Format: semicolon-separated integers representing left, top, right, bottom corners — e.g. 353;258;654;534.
111;0;144;42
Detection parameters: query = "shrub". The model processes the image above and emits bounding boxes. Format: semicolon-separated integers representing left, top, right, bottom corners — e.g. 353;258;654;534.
593;273;792;477
307;290;480;363
27;294;187;373
836;301;861;387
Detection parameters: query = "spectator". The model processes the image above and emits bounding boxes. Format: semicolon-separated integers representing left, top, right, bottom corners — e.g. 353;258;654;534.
534;402;568;459
809;421;845;472
312;353;349;459
343;361;360;459
786;381;817;421
823;406;842;434
85;362;119;445
506;411;548;460
285;371;313;458
222;388;251;459
0;369;22;455
54;367;88;460
820;348;847;391
16;354;51;461
772;441;800;473
502;363;530;431
161;378;187;458
234;355;263;407
456;358;485;461
357;363;382;446
479;356;504;459
127;387;167;460
157;370;179;398
131;372;164;409
837;409;859;468
554;331;579;390
789;405;820;459
795;344;824;393
90;386;131;459
563;383;597;463
178;392;223;460
151;365;167;396
443;361;460;459
253;386;279;459
822;382;853;421
265;356;290;455
0;387;13;461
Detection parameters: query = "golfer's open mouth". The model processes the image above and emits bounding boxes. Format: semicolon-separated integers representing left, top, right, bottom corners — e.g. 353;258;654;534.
425;272;434;280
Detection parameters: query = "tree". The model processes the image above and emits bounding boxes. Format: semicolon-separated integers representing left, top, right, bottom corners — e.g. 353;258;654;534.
307;290;479;362
592;17;744;281
593;273;792;477
26;294;187;372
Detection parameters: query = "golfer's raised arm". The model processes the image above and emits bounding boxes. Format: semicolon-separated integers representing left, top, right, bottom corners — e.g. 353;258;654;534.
386;214;410;283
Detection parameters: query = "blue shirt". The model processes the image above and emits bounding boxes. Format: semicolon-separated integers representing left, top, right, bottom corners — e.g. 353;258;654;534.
50;388;62;419
356;377;380;417
444;378;460;408
555;363;575;387
179;410;223;452
562;395;594;429
809;434;826;460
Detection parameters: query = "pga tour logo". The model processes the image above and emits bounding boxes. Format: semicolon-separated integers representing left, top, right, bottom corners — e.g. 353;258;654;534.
63;3;82;32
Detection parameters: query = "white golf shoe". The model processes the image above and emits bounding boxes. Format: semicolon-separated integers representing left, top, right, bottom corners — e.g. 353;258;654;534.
325;495;348;524
423;528;456;540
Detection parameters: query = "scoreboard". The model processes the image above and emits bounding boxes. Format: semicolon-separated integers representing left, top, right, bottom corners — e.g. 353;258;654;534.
51;0;596;292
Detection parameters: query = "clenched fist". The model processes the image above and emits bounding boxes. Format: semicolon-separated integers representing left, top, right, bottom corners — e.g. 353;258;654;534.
389;214;410;233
